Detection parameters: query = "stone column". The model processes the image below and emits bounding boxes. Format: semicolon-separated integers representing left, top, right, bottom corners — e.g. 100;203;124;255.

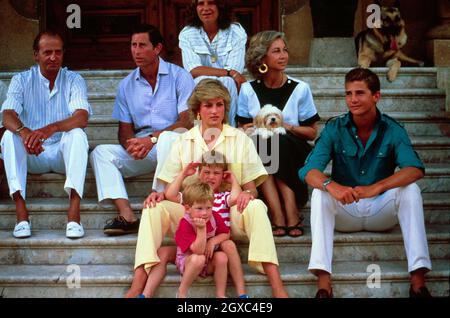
426;0;450;110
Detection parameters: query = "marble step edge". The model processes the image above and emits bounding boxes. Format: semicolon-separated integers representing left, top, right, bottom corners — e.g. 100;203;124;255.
87;112;450;125
86;88;446;100
0;260;448;285
7;163;449;183
0;225;448;248
1;193;448;212
0;67;439;80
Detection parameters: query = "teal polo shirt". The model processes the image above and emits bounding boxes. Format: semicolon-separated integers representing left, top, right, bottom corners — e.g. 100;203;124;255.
298;109;425;187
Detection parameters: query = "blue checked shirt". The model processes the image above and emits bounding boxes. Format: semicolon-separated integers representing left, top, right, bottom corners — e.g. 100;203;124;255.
299;110;425;187
179;23;247;72
112;58;195;135
1;65;92;144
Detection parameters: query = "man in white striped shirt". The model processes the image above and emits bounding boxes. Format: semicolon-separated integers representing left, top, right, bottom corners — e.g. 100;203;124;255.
1;30;91;239
89;24;195;236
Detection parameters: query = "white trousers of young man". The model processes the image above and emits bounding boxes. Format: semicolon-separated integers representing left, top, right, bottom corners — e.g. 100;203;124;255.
0;128;89;199
308;183;432;275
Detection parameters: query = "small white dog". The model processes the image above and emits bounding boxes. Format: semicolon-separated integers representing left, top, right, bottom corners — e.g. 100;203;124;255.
252;104;286;139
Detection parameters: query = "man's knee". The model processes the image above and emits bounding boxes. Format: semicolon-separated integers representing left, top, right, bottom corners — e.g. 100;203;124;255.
90;144;115;162
63;128;88;148
1;129;19;146
397;183;422;203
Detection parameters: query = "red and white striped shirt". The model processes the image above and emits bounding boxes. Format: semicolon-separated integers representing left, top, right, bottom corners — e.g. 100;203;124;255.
213;192;231;228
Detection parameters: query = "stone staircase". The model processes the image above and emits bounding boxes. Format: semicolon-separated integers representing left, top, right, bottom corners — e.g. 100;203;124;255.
0;67;449;298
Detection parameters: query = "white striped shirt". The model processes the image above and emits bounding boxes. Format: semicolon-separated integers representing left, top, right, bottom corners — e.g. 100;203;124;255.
178;23;247;72
1;65;91;144
112;58;195;136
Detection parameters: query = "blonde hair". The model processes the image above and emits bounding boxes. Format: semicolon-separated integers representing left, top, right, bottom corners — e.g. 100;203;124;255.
183;181;214;206
188;79;230;124
199;150;228;172
245;30;287;79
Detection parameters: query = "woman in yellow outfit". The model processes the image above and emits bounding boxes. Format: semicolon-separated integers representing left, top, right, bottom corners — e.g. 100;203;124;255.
131;79;288;298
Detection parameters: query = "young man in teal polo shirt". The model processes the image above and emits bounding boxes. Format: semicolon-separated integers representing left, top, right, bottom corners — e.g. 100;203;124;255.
299;68;432;298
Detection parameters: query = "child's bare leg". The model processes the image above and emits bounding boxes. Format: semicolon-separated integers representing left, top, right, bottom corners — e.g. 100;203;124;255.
220;240;246;296
178;254;206;298
142;246;176;298
208;251;228;298
124;265;148;298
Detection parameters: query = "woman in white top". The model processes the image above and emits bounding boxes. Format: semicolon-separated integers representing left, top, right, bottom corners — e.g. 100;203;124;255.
179;0;247;127
237;31;320;237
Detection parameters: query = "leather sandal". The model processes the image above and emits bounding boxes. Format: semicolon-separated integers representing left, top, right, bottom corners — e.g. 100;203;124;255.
271;225;287;237
286;221;304;237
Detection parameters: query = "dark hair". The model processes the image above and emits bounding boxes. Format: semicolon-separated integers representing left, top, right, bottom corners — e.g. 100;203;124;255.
187;0;232;30
33;30;65;52
131;24;164;47
345;68;380;94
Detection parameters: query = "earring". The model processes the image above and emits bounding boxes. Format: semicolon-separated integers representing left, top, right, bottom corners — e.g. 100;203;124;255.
197;113;201;121
258;63;268;74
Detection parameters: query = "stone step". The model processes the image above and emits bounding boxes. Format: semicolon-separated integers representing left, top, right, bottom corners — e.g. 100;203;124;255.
0;67;438;93
0;193;448;231
85;112;450;142
87;88;446;116
0;260;448;298
2;161;449;199
0;225;448;265
84;136;450;164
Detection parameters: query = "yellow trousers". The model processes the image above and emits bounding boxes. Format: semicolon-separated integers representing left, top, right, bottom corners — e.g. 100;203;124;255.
134;199;279;274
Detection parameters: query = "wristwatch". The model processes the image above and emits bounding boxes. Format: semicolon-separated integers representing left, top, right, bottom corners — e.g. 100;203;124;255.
148;134;158;144
322;178;332;192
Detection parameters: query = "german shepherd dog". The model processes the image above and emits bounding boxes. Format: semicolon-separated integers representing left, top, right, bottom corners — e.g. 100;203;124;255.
355;0;424;82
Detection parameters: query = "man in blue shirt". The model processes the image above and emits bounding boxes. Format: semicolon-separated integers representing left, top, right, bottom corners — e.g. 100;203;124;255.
90;24;195;236
299;68;432;298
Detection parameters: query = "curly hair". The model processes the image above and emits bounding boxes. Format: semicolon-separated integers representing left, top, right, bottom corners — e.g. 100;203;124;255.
245;31;287;79
188;79;230;124
186;0;233;30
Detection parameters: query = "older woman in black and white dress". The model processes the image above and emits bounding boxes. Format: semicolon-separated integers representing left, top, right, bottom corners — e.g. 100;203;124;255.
237;31;320;237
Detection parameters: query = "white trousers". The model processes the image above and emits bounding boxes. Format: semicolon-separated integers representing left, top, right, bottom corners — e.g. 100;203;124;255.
195;76;238;127
90;143;158;202
308;184;432;274
0;128;89;199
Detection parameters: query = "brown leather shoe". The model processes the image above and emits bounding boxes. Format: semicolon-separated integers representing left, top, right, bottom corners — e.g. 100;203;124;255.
315;288;333;298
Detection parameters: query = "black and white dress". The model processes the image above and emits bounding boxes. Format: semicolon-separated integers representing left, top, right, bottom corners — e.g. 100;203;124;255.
237;76;320;207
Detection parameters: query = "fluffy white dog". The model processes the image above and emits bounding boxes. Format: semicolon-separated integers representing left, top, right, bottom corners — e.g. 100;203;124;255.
252;104;286;139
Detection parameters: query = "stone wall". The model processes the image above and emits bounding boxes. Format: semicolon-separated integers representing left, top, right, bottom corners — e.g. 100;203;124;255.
0;0;39;71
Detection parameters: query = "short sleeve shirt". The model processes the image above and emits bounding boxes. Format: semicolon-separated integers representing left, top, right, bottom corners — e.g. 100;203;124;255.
1;65;92;144
298;110;425;187
157;124;268;187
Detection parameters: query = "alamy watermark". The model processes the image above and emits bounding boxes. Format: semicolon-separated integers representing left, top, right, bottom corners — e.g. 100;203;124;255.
66;4;81;29
66;264;81;289
366;4;382;29
366;264;382;289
